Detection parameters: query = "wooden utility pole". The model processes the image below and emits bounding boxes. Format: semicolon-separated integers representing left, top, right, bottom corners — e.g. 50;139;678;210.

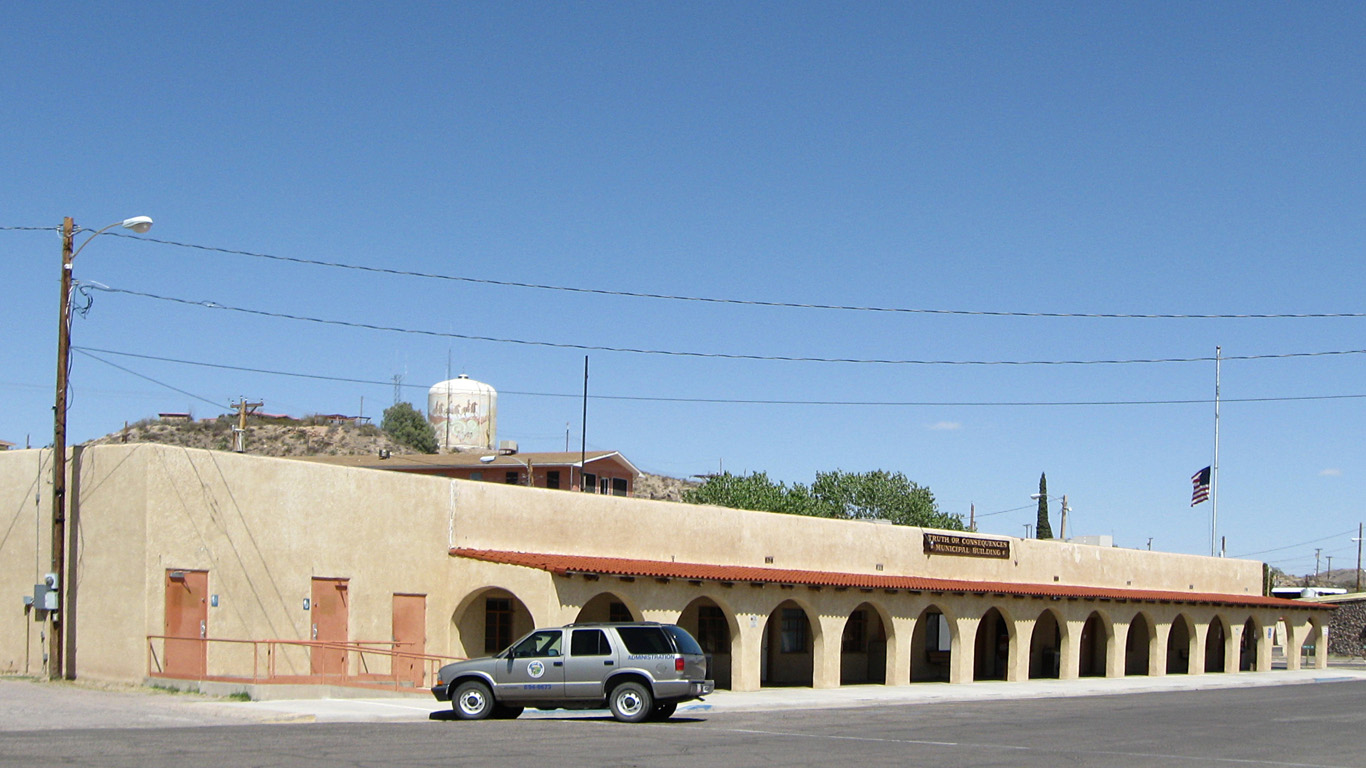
49;217;75;680
230;398;263;453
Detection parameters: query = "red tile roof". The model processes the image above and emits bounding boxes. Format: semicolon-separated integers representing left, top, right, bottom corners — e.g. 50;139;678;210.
451;548;1329;611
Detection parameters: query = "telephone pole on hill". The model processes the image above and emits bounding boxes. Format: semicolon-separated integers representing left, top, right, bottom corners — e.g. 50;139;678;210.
230;399;262;453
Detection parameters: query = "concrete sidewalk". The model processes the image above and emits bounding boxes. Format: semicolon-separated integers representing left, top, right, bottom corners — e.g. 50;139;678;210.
223;666;1366;724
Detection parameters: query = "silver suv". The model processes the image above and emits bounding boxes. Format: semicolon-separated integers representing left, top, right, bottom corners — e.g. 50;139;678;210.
432;622;714;722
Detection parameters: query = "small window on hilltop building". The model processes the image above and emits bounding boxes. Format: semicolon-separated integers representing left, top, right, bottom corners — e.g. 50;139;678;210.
546;470;560;489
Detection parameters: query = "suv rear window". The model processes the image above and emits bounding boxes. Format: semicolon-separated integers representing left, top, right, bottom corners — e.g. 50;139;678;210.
663;625;704;655
616;626;673;654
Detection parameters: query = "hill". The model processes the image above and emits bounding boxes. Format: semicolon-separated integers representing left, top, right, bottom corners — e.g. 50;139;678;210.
86;416;698;500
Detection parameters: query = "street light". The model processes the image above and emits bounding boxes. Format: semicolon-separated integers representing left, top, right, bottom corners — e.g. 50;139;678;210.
479;453;533;487
50;215;154;680
1030;492;1071;541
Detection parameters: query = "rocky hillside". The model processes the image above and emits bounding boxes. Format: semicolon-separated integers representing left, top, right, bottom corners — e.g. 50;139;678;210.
86;416;698;499
87;416;415;457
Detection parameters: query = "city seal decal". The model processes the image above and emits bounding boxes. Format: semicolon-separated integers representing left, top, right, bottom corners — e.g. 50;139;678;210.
527;660;546;678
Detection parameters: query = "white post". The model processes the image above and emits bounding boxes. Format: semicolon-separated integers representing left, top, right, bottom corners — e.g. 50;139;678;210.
1212;346;1221;557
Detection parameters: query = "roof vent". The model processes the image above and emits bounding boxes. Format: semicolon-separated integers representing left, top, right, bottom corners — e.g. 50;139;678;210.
498;440;518;455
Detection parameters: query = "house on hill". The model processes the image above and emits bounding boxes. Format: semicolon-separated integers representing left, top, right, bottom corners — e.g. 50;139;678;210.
300;450;639;496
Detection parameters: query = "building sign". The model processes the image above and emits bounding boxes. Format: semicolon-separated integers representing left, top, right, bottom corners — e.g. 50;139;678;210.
923;532;1011;559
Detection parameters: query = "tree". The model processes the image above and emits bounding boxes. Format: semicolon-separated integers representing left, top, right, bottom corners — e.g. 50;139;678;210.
684;469;964;530
1035;472;1054;539
681;472;803;515
381;402;438;453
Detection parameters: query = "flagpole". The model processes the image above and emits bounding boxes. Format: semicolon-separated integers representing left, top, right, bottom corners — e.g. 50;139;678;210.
1212;345;1221;557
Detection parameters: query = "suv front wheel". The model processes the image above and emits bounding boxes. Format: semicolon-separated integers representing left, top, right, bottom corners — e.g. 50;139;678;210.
608;681;653;723
452;680;494;720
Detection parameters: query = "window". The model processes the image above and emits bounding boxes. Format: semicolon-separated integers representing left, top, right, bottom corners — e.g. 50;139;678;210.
696;606;729;654
582;472;597;493
617;626;672;655
571;629;612;656
511;629;562;658
842;610;867;653
608;601;632;622
781;608;808;654
925;611;951;653
611;477;628;496
504;471;519;484
663;625;704;655
485;597;512;653
546;470;560;489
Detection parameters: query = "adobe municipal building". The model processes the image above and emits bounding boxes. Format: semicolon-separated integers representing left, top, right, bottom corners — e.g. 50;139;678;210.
0;444;1330;692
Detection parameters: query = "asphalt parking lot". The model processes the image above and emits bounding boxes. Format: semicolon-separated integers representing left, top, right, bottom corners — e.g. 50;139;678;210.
4;664;1365;729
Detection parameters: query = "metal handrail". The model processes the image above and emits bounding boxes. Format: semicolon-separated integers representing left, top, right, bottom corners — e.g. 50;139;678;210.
147;635;464;690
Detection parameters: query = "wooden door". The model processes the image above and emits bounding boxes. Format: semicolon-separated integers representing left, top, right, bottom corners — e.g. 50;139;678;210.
392;594;426;686
310;578;349;677
164;570;208;678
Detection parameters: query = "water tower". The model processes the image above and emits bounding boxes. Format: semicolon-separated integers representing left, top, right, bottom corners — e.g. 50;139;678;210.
428;375;497;452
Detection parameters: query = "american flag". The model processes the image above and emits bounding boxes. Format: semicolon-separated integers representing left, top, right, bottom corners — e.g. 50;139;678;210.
1191;466;1211;506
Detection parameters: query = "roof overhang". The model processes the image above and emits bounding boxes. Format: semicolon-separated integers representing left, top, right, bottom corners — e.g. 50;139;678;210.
450;548;1331;611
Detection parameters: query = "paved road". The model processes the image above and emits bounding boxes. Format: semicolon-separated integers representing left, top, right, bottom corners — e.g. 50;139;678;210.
4;677;1366;767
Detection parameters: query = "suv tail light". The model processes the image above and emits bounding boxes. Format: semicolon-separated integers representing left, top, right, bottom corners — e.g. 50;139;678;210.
675;657;685;673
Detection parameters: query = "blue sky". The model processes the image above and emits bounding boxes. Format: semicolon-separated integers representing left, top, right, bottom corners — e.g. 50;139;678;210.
4;2;1364;573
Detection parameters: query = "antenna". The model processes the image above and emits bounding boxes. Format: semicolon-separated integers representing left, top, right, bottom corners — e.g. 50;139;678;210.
392;373;404;405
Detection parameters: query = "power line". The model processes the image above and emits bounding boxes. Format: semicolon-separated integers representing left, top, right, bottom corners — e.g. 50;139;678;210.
1231;529;1357;559
82;285;1366;367
73;349;224;409
973;503;1035;518
68;230;1366;321
80;346;1366;407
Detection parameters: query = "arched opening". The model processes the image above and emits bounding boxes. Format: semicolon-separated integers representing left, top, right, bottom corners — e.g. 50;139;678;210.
1302;618;1322;667
1167;615;1192;674
1079;611;1108;677
452;587;534;659
1204;617;1228;673
574;592;636;623
677;597;735;690
1275;616;1293;668
761;600;814;687
1029;610;1062;679
910;605;952;683
973;607;1010;681
839;602;889;685
1125;613;1153;676
1240;617;1260;671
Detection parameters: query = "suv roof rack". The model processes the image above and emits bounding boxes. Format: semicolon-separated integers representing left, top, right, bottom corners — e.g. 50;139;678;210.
561;620;662;628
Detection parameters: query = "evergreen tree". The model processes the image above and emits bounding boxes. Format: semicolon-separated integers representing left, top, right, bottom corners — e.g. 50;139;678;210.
1036;472;1054;539
381;402;438;453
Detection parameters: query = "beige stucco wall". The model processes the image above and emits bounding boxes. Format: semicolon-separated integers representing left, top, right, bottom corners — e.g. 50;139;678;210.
0;444;1302;685
447;477;1262;595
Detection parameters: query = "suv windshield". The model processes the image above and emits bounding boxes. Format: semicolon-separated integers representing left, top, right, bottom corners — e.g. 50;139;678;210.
663;625;703;655
509;629;562;657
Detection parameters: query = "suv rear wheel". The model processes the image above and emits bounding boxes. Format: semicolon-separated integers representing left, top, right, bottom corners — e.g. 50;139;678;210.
608;681;653;723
